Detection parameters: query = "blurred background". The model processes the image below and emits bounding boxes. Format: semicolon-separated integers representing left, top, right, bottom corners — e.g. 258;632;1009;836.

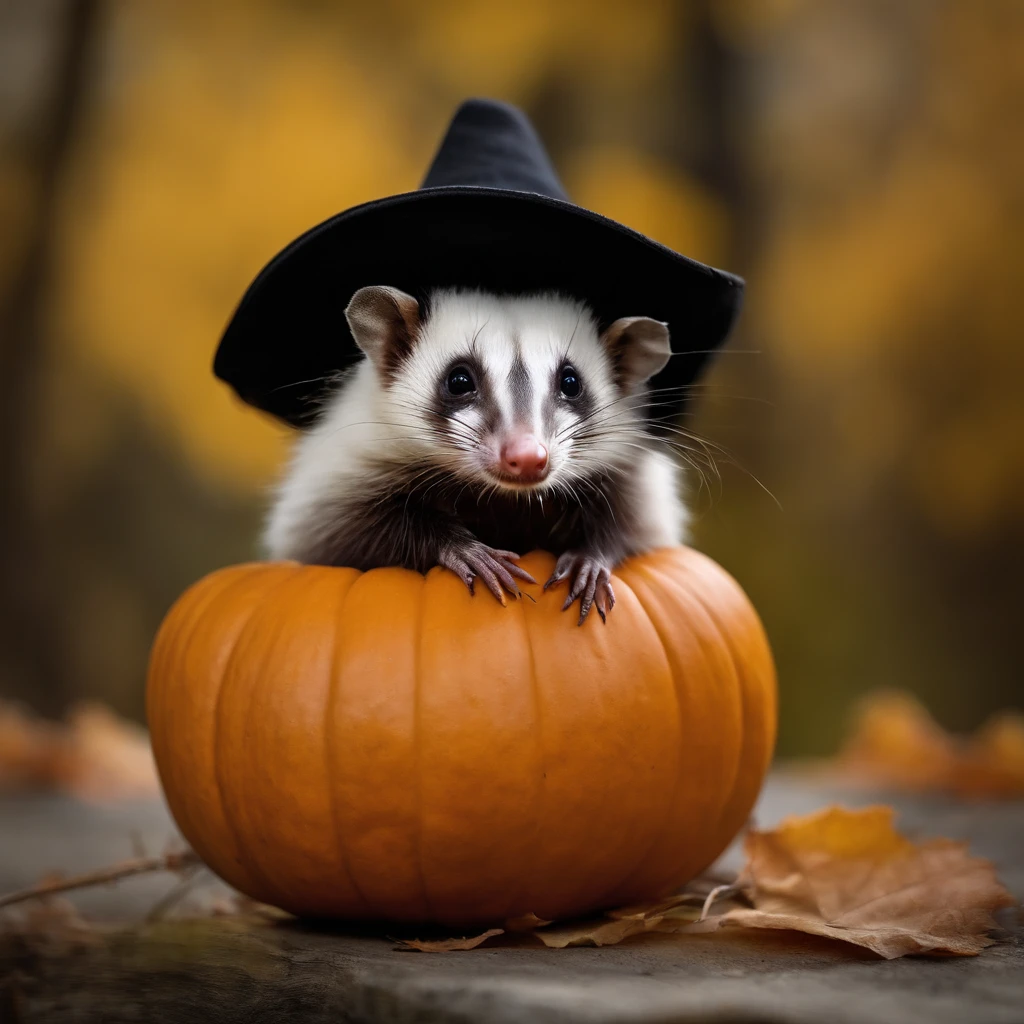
0;0;1020;756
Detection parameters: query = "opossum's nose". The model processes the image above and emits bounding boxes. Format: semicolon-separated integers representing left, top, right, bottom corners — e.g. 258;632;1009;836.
499;435;549;481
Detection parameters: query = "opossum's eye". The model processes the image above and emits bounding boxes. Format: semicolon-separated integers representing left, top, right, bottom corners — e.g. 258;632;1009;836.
445;365;477;397
559;365;582;399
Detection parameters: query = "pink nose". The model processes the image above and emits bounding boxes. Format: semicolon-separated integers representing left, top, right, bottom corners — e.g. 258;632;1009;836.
499;435;549;481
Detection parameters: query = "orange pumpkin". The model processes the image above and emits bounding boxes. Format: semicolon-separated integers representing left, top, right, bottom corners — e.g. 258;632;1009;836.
146;547;775;927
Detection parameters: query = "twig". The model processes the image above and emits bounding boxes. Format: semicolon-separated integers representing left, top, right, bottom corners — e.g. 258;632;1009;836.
699;881;744;922
143;863;206;924
0;850;201;910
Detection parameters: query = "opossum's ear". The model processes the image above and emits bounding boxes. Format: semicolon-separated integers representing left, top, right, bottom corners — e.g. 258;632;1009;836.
600;317;671;389
345;285;421;379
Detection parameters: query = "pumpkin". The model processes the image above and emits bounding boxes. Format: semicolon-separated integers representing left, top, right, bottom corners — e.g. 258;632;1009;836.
146;547;776;927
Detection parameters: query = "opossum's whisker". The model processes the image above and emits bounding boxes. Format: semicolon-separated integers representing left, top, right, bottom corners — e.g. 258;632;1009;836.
663;348;761;358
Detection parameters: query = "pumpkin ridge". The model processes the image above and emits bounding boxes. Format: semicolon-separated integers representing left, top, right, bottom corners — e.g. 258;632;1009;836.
668;557;771;855
695;586;756;851
324;569;374;917
239;568;343;904
411;573;436;923
163;565;287;890
520;569;679;921
592;567;687;906
149;565;264;859
626;558;744;878
682;553;777;779
498;587;548;920
212;567;304;906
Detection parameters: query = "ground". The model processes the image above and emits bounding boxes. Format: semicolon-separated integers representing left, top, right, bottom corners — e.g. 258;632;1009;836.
1;774;1021;1023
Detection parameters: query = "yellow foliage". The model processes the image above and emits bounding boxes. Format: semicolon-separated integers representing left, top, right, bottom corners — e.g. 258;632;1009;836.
403;0;677;94
56;20;419;487
567;146;728;268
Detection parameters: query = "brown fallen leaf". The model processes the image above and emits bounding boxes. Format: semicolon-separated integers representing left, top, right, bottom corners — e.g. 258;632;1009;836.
534;916;654;948
395;883;731;952
52;703;161;802
717;805;1015;958
834;691;1024;798
0;700;159;802
396;928;504;952
957;712;1024;798
0;702;61;792
532;901;704;948
0;898;101;956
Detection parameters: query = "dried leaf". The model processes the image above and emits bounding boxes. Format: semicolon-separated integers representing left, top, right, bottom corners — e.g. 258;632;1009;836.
0;703;61;792
534;916;654;948
0;700;159;801
957;713;1024;798
719;805;1014;958
835;692;958;790
0;898;101;955
396;928;504;952
54;703;160;802
533;894;707;948
834;691;1024;798
606;893;697;920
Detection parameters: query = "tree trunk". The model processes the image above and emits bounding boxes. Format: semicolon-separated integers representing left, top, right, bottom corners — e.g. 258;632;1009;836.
0;0;104;713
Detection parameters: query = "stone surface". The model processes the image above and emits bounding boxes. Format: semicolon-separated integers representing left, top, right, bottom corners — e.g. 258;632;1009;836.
1;774;1021;1024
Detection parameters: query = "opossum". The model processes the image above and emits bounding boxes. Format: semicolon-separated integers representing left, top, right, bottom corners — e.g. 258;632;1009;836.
264;286;688;623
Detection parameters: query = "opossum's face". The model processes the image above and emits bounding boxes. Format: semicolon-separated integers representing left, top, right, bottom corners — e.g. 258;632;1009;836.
345;287;671;493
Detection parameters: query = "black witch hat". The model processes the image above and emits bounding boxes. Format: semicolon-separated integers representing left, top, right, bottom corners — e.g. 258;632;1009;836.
214;98;744;429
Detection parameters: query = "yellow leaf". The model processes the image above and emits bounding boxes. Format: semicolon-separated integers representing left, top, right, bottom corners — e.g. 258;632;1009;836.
835;691;1024;798
53;704;161;803
720;806;1014;958
0;701;159;802
958;713;1024;798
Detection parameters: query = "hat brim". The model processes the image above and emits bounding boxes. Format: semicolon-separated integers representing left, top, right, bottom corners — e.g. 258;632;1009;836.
214;186;744;429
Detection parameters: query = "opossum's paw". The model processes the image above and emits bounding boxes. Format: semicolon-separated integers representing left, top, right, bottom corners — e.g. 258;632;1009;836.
438;542;536;605
544;551;616;625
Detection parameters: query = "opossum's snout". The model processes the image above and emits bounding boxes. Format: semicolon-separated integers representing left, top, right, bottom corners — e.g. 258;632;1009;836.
496;433;549;483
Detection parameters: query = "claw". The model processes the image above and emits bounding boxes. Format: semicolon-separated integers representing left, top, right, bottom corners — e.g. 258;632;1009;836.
594;576;614;624
578;572;600;625
544;551;574;590
547;551;616;624
505;563;538;585
438;542;533;605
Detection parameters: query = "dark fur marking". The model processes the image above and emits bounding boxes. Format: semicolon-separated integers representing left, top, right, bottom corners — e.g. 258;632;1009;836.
544;361;595;440
507;350;532;422
432;354;501;438
294;446;655;576
377;294;421;384
602;331;632;392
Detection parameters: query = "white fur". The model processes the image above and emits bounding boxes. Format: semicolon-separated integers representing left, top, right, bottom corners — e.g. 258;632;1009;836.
634;448;688;547
265;290;684;560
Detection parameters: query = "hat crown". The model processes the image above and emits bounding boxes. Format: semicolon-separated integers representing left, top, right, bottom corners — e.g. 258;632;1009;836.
419;98;569;201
